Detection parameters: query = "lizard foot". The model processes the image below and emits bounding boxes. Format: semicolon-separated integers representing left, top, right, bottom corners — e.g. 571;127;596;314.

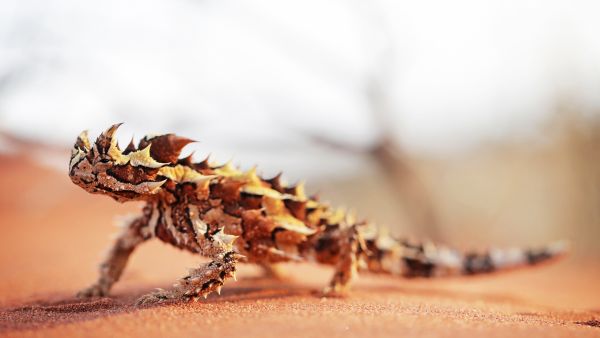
135;289;174;307
260;264;289;281
320;285;349;298
76;283;109;299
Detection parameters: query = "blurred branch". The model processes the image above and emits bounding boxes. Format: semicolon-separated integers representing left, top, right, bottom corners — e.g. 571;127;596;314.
369;137;440;239
551;102;600;256
306;132;440;239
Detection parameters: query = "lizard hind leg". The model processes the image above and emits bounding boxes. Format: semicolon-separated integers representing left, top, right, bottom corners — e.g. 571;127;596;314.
323;226;361;296
258;263;289;280
136;251;244;306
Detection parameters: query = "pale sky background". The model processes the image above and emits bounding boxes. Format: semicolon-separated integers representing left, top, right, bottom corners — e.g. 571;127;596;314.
1;0;599;178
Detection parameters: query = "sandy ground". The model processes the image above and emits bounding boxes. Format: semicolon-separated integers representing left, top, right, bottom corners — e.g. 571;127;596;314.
0;154;599;338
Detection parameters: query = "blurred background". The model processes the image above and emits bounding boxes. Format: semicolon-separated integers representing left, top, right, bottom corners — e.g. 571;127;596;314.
1;0;599;257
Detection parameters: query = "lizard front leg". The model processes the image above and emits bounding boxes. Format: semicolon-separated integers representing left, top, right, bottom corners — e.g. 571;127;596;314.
136;250;244;306
135;206;243;307
77;207;154;298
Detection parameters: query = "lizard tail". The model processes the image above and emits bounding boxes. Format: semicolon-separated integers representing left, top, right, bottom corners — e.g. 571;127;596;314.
362;234;569;278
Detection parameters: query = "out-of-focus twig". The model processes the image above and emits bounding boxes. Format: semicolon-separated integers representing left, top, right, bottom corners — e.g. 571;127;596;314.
369;137;440;239
305;132;440;240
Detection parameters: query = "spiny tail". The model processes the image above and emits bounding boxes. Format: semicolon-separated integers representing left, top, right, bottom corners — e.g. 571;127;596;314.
362;234;568;278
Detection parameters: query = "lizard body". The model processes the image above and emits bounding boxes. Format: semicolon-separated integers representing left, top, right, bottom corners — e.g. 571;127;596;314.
69;124;567;305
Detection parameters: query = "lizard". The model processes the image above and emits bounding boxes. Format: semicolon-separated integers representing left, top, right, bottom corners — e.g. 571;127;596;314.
68;123;568;306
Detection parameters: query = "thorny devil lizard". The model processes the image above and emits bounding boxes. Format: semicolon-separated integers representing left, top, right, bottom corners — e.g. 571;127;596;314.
69;124;567;306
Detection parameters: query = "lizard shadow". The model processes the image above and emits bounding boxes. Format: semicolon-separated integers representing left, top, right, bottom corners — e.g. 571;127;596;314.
0;295;133;333
0;275;548;333
0;279;313;333
359;283;531;305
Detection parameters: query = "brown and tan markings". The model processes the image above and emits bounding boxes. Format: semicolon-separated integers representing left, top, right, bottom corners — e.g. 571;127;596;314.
69;123;569;305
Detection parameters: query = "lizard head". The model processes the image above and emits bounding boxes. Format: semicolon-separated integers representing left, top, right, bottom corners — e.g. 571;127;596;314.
68;123;194;202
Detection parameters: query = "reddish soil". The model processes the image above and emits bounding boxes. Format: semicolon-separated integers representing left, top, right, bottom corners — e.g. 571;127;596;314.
0;154;599;338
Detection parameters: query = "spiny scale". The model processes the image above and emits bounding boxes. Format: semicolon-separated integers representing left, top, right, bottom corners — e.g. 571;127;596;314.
69;123;568;306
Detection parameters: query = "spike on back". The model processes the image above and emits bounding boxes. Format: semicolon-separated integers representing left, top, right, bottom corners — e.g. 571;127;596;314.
123;137;136;155
139;134;196;164
126;145;167;168
266;173;284;192
191;154;211;170
285;181;306;200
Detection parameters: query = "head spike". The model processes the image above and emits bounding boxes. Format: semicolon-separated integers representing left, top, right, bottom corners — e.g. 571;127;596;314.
107;134;129;165
95;123;123;154
104;122;123;139
75;130;91;150
98;123;129;162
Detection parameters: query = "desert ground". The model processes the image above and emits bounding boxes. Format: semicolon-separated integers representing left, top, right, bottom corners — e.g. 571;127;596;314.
1;152;599;338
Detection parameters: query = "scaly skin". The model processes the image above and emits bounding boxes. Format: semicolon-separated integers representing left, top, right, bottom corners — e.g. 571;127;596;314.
69;124;568;306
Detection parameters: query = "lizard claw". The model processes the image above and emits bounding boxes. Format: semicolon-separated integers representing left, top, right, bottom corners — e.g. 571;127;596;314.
76;283;108;299
135;289;173;307
320;286;348;298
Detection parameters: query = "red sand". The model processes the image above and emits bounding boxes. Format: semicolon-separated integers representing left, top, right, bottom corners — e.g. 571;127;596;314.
1;154;599;338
